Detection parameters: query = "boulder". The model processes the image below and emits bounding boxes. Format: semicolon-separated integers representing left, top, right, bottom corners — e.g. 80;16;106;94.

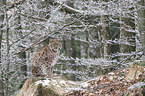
17;76;89;96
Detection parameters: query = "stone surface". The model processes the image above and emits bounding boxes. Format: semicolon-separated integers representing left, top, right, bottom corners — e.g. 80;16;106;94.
17;76;84;96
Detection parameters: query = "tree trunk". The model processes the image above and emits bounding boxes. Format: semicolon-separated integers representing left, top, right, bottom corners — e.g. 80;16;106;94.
15;8;27;88
120;17;136;52
98;0;111;59
6;12;10;96
64;34;76;80
119;5;136;61
137;0;145;57
86;31;90;58
100;14;111;59
0;0;5;95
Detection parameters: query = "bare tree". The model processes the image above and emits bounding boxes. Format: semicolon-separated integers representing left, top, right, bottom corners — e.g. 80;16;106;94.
0;0;5;95
137;0;145;56
119;2;136;61
100;15;111;59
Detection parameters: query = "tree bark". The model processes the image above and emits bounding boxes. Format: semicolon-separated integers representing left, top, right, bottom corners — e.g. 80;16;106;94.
14;8;27;88
64;34;76;80
0;0;5;95
137;0;145;56
119;4;136;61
120;17;136;53
98;0;111;59
100;14;111;59
6;12;10;96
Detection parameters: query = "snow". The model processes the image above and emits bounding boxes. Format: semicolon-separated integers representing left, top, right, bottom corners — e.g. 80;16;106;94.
81;82;89;88
35;80;51;86
108;72;115;75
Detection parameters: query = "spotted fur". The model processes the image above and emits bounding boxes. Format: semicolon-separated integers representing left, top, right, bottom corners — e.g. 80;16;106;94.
32;38;61;77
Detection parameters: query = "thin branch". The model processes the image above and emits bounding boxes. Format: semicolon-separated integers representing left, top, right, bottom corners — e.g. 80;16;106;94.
14;16;84;55
37;15;84;45
9;28;35;48
63;15;84;27
20;13;47;21
55;1;83;14
7;0;25;10
8;15;12;20
69;25;98;28
61;4;83;14
115;49;143;68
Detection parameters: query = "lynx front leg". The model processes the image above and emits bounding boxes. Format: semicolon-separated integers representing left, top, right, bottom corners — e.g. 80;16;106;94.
51;66;54;76
45;69;52;77
46;66;54;77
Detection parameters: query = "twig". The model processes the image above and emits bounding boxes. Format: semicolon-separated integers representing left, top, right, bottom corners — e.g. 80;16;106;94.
115;49;143;68
69;25;98;28
55;1;83;14
20;13;47;21
14;16;84;55
63;15;84;27
9;28;35;49
7;0;25;10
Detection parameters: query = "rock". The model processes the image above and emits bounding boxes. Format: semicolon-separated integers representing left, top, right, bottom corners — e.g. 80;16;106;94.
17;76;87;96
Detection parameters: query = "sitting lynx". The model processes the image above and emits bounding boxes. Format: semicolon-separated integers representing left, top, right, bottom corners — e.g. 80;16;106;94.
32;38;62;77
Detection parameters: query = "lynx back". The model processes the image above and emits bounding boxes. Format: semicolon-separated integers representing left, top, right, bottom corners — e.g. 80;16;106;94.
32;38;62;77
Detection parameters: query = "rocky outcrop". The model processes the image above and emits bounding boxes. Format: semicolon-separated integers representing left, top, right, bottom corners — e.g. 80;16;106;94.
17;63;145;96
17;76;89;96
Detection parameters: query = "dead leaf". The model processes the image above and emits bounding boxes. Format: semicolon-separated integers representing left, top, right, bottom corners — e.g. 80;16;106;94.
12;10;15;14
13;39;16;42
20;48;23;50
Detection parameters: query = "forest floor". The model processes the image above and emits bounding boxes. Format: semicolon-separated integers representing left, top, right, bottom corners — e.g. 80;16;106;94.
67;65;145;96
88;68;144;95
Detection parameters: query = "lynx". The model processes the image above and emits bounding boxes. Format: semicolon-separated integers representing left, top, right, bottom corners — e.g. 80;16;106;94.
32;38;62;77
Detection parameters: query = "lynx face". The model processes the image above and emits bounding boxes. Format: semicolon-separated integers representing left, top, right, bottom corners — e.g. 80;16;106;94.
32;38;62;77
49;39;62;53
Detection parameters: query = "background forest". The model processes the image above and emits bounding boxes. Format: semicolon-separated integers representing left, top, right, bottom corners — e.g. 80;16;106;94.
0;0;145;95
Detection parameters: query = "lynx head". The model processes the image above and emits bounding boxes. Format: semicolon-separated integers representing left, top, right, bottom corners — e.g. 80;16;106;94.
49;38;62;52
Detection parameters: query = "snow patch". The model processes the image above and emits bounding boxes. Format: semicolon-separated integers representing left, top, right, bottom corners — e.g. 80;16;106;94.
108;72;115;75
35;80;51;86
81;82;89;88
